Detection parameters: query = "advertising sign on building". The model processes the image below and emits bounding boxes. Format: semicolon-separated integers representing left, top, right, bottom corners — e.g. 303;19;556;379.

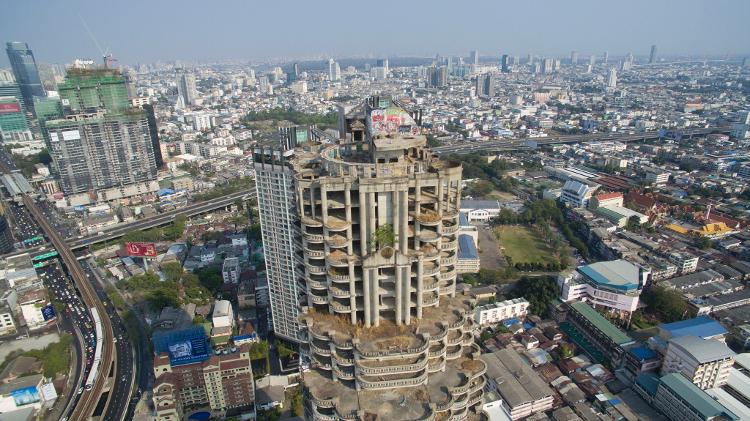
0;103;21;114
125;242;157;257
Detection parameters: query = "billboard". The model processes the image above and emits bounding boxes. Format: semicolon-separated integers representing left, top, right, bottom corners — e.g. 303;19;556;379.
168;341;193;359
11;386;40;406
0;102;21;114
125;242;157;257
368;106;419;136
41;304;56;321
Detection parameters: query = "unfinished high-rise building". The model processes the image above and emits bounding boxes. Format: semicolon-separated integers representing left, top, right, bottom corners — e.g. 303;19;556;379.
255;97;485;420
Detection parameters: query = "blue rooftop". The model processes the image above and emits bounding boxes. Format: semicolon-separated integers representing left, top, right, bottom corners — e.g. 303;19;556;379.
659;316;727;340
635;372;660;397
629;346;658;361
459;212;469;226
158;188;175;196
458;234;478;260
577;260;641;291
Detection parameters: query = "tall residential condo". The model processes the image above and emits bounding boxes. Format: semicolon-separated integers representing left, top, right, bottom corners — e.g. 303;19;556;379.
5;42;45;112
175;68;198;107
255;97;485;420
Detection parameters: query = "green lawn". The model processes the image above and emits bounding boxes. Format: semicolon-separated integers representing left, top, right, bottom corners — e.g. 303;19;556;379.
494;225;556;265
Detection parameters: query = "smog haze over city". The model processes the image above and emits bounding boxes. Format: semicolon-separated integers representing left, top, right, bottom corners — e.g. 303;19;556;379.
1;0;750;64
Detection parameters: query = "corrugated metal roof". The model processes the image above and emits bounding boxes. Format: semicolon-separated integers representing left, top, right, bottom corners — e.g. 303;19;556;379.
659;373;738;420
577;260;641;291
658;316;727;340
569;301;633;346
458;234;478;259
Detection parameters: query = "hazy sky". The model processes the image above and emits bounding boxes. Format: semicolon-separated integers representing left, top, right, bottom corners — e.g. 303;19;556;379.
1;0;749;66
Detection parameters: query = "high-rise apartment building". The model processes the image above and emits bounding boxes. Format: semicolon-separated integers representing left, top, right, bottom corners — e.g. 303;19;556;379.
45;111;159;197
376;58;389;76
428;66;448;88
475;73;495;97
607;67;618;89
603;51;609;64
328;59;341;82
570;50;579;65
470;49;479;65
541;58;554;74
5;42;45;112
649;44;658;64
176;69;198;106
254;97;485;419
500;54;511;73
252;148;307;343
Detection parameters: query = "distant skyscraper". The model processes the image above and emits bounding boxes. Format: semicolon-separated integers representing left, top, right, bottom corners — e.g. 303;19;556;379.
258;76;272;95
649;44;658;64
376;58;389;75
470;50;479;65
287;62;299;82
428;66;448;87
475;73;495;97
501;54;511;73
542;58;554;74
5;42;45;113
570;50;579;65
0;96;32;142
175;69;198;106
589;55;596;66
607;67;618;88
328;59;341;81
603;51;609;64
527;53;534;65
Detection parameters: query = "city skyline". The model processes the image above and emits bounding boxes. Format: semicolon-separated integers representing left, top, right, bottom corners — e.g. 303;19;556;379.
1;0;749;66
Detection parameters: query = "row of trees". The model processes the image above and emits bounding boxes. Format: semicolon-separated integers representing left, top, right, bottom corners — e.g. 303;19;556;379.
507;276;560;318
443;153;519;195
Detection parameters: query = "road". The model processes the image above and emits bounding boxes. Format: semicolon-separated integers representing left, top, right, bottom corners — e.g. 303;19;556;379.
430;127;729;155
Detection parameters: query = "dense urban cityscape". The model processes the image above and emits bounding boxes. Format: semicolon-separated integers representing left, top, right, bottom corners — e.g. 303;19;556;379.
0;2;750;421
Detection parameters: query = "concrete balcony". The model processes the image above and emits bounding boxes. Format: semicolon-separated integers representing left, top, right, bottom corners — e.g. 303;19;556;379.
442;223;459;234
302;216;323;227
428;359;445;373
325;234;349;248
326;251;359;267
333;353;354;366
331;302;351;313
422;262;441;277
423;279;440;291
357;371;428;390
415;211;442;226
356;340;429;359
329;286;351;298
439;284;456;296
468;391;483;407
440;269;457;281
311;407;337;421
306;264;326;275
442;208;460;219
310;342;331;356
324;216;350;231
308;278;327;289
310;294;328;305
422;294;439;306
441;253;458;266
327;271;354;282
418;230;440;242
333;365;355;380
357;359;427;376
441;239;457;250
306;249;326;259
303;232;324;242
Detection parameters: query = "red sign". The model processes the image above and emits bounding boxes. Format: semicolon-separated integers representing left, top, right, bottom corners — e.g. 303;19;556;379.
0;103;21;114
125;242;157;257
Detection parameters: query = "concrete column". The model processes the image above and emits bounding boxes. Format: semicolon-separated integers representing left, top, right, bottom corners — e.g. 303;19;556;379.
368;192;376;252
363;269;371;327
371;269;380;327
348;261;357;325
437;180;444;213
392;190;400;250
403;266;411;325
345;187;353;255
416;257;423;319
359;190;367;256
399;191;408;255
320;185;329;220
395;266;402;325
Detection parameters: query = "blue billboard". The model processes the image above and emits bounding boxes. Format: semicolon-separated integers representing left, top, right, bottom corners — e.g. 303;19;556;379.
41;304;56;321
11;386;40;406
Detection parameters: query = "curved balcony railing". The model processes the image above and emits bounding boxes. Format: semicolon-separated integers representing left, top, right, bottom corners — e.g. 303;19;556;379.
422;264;441;277
423;280;439;291
308;278;327;289
357;372;428;390
311;406;337;421
310;295;328;305
329;286;351;298
440;269;457;281
325;235;349;248
306;264;326;275
303;232;324;242
416;211;442;226
422;294;439;306
356;340;429;358
439;285;456;296
331;302;352;312
307;393;335;409
327;270;351;282
442;224;459;234
310;342;331;356
357;359;427;375
333;365;355;380
418;230;441;242
442;208;460;219
441;240;458;250
324;216;350;231
307;249;326;258
333;353;354;366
